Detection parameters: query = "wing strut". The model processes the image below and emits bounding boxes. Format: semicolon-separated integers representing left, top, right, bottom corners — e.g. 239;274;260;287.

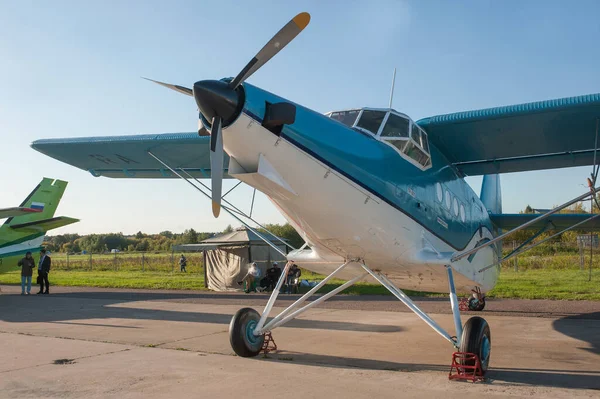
478;211;600;273
146;151;298;254
452;184;600;263
177;168;296;252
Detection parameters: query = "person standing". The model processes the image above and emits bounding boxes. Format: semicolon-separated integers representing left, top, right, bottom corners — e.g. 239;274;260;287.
285;263;301;294
17;251;35;295
179;254;187;272
37;249;51;295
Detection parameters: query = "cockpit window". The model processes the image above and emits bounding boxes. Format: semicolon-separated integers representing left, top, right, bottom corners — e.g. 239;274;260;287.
404;141;430;167
421;131;429;153
377;112;431;169
380;114;409;138
327;107;432;170
330;110;359;128
411;123;429;154
356;110;386;135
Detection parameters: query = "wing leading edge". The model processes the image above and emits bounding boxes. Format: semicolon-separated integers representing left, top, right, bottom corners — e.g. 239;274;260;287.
418;93;600;175
31;133;232;179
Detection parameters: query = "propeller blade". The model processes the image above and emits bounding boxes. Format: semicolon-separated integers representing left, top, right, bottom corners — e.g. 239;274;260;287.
210;116;224;218
142;77;193;96
229;12;310;89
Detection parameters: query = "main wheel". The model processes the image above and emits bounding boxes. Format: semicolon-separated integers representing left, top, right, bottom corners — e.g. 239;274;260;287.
468;297;486;311
229;307;265;357
459;316;491;373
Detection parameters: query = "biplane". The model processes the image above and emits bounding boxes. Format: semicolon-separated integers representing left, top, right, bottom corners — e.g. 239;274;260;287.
30;12;600;375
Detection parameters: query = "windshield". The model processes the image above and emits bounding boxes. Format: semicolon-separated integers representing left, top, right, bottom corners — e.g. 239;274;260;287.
381;113;409;138
356;110;386;135
329;110;360;127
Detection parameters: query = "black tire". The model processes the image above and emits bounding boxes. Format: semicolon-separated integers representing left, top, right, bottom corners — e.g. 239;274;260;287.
229;307;265;357
459;316;491;373
468;297;486;311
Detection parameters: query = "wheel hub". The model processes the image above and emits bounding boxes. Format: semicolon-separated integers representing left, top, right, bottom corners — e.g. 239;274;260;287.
481;335;491;368
245;319;261;345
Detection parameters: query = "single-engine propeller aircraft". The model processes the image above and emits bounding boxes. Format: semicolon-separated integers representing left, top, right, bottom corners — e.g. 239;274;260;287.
0;178;79;269
31;12;600;375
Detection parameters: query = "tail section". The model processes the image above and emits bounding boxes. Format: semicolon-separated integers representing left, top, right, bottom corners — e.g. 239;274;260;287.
0;178;76;262
2;178;68;228
480;174;502;259
480;174;502;215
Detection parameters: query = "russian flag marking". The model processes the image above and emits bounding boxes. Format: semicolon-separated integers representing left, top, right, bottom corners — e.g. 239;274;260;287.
30;202;45;211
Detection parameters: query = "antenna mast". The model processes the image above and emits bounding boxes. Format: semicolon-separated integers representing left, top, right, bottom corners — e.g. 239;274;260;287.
388;67;397;109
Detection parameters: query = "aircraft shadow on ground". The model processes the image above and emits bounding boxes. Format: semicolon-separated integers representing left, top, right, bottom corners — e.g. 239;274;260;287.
9;290;450;303
552;312;600;355
260;352;600;390
0;292;401;333
2;290;599;390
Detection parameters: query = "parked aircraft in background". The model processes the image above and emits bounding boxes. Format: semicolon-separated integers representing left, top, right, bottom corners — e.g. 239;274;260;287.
0;178;78;270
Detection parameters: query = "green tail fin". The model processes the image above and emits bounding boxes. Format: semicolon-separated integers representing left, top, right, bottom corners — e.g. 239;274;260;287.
0;178;69;246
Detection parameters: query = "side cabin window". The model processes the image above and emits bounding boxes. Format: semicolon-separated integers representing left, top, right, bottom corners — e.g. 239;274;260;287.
325;108;432;170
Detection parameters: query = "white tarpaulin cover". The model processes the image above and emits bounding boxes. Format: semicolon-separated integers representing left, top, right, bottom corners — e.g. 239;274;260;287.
176;228;288;292
205;245;250;292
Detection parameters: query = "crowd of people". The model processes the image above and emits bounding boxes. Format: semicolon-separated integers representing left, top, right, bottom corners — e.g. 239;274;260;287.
17;249;51;295
238;261;302;294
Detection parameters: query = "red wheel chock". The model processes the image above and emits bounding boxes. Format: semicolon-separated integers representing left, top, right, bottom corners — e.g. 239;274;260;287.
261;331;277;354
448;352;485;382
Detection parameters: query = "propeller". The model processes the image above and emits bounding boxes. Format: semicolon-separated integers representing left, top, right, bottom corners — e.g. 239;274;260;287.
228;12;311;90
142;77;193;96
210;116;223;217
144;12;311;217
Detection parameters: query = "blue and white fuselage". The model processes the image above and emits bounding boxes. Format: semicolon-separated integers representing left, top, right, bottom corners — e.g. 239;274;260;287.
213;82;500;294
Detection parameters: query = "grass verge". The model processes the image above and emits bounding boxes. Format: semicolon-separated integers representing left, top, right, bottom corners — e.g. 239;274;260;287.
0;266;598;300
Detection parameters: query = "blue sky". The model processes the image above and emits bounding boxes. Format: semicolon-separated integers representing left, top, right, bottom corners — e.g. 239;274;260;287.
1;0;600;235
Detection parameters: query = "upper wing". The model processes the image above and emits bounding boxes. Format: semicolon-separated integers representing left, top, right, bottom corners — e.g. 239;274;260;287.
0;207;41;219
31;133;232;179
490;213;600;231
417;93;600;175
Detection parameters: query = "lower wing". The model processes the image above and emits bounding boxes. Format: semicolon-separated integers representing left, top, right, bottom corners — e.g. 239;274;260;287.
490;213;600;230
31;133;231;179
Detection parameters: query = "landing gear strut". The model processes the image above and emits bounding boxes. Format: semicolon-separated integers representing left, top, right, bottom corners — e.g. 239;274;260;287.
228;260;491;378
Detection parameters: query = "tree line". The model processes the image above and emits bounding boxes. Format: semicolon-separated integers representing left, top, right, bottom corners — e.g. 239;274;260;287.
43;223;304;254
43;200;595;255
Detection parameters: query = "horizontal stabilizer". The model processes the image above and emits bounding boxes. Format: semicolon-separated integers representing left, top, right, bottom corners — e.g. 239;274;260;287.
489;213;600;231
10;216;79;233
31;133;232;179
0;207;42;219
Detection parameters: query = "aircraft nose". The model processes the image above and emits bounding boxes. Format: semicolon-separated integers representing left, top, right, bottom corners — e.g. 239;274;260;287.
193;80;241;126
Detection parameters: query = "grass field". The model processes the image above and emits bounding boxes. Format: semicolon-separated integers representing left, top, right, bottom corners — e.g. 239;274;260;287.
1;266;598;299
1;251;599;300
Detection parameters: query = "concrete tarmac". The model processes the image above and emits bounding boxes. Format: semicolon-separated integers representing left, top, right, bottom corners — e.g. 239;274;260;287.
0;285;598;398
